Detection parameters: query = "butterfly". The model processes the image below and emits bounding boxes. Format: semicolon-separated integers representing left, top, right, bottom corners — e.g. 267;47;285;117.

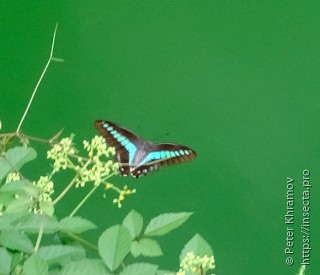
94;120;197;178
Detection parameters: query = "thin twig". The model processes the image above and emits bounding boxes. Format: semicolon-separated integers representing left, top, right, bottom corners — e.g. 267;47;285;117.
69;172;117;217
0;132;16;137
16;23;59;133
69;183;101;217
53;175;78;205
34;214;44;252
67;232;98;250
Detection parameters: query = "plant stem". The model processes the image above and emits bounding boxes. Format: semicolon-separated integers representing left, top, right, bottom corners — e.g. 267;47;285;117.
69;183;101;217
16;23;59;133
67;232;98;250
22;134;55;144
0;132;16;137
53;175;77;205
34;215;44;252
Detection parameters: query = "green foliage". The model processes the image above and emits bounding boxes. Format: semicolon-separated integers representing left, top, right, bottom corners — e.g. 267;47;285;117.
37;245;85;267
180;234;213;261
0;146;37;182
0;247;12;274
99;225;132;271
132;238;163;257
0;142;215;275
122;210;143;239
23;254;48;275
144;212;193;237
0;230;34;253
59;216;97;234
59;259;111;275
178;235;215;275
120;263;158;275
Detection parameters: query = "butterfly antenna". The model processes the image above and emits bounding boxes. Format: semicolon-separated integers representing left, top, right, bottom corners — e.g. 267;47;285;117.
150;131;170;142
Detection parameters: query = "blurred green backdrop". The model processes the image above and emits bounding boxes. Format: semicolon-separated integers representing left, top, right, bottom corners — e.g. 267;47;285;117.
1;1;320;274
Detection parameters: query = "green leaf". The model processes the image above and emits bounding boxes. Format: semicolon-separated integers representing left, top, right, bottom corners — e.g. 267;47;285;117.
10;252;23;272
130;241;140;258
0;180;25;194
0;191;16;206
156;270;176;275
0;247;12;275
0;193;14;206
0;146;37;182
134;238;163;257
24;254;48;275
0;211;30;230
17;213;60;234
59;217;97;234
144;212;192;237
39;201;54;217
5;196;33;213
48;269;60;275
180;234;213;262
0;180;31;196
0;230;34;253
0;181;40;205
59;259;112;275
23;182;41;197
37;245;85;267
98;225;131;272
120;263;158;275
122;210;143;239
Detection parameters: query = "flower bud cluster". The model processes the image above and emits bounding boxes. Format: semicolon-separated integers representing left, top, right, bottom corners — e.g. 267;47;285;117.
177;252;215;275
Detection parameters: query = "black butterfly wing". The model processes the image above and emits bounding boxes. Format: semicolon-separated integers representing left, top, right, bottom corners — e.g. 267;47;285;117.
131;143;197;178
94;120;142;176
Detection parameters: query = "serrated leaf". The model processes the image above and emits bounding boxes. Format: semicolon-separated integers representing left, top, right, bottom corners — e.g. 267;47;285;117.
40;201;54;217
0;180;30;196
135;238;163;257
0;230;34;253
24;254;48;275
5;196;33;213
120;263;158;275
144;212;192;237
0;146;37;181
0;180;39;197
122;210;143;239
98;225;131;272
180;234;213;262
17;213;60;234
0;247;12;274
37;245;85;267
0;211;30;230
59;217;97;234
0;180;39;205
59;259;112;275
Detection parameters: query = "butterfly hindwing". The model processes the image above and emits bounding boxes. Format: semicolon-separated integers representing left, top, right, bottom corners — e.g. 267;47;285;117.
131;143;197;178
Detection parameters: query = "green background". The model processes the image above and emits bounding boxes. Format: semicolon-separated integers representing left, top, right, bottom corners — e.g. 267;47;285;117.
1;1;320;274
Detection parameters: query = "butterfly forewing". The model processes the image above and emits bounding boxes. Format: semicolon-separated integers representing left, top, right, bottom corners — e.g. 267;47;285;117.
94;120;142;176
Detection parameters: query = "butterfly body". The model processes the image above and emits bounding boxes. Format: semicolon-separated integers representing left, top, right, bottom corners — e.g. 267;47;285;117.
95;120;197;178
